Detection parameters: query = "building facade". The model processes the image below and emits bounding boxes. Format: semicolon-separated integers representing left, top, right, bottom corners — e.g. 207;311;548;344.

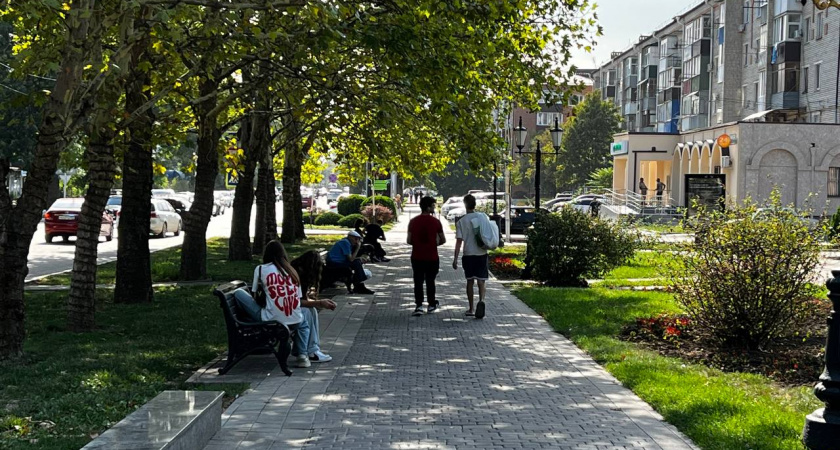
601;0;840;213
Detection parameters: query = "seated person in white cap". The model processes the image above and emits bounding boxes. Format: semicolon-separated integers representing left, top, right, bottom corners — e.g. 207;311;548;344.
325;231;375;294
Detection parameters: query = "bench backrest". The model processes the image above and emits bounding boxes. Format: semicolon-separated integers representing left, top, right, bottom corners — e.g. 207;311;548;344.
213;280;250;330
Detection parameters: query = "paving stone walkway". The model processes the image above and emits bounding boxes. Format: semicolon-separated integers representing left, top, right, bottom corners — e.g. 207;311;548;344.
200;205;698;450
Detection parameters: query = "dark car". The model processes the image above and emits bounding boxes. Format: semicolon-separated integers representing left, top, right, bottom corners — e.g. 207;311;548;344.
301;195;314;210
44;198;114;244
162;197;189;216
501;206;536;234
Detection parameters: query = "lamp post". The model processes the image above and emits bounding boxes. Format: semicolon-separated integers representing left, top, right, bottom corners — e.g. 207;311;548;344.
803;270;840;449
514;115;563;211
805;0;840;10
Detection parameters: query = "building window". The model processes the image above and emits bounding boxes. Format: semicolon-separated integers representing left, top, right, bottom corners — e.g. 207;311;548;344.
829;167;840;197
813;111;822;123
817;12;824;39
754;82;759;107
743;1;750;24
803;66;809;93
816;63;822;90
742;85;747;107
536;112;562;127
804;17;811;42
774;14;801;43
744;44;750;65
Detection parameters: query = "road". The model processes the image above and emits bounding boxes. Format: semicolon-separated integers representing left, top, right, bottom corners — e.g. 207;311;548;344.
25;203;269;282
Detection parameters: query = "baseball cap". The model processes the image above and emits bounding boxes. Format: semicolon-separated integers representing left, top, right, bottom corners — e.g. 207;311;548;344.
348;231;362;238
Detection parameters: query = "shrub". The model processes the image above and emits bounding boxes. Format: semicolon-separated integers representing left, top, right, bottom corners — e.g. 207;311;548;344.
826;206;840;242
314;212;343;226
527;208;638;287
476;201;506;216
668;193;821;350
361;195;397;217
361;205;394;224
338;213;365;228
489;255;524;278
337;195;366;216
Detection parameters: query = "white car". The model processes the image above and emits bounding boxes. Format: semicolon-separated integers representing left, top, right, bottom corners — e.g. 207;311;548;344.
440;196;464;217
569;195;604;213
447;206;467;222
150;199;182;238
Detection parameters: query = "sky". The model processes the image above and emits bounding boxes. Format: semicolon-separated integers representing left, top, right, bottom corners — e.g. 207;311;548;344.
570;0;701;69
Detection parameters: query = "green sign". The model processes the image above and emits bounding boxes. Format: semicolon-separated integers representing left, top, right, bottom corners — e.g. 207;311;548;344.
610;140;629;156
373;180;389;191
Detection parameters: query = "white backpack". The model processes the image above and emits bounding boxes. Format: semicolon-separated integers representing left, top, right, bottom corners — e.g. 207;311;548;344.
470;213;499;250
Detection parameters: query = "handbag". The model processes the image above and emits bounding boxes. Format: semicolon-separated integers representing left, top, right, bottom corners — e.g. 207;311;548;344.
254;266;268;308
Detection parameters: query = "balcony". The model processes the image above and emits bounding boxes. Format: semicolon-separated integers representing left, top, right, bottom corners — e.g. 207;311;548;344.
624;102;638;115
658;55;681;70
774;40;801;64
604;86;616;98
640;65;657;82
658;87;681;104
770;92;800;109
641;97;656;112
680;114;708;132
624;74;638;86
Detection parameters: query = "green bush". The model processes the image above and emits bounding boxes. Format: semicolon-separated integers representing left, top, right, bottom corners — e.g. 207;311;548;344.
314;212;343;226
337;194;366;216
669;192;821;350
338;213;365;228
361;195;397;217
826;206;840;242
527;208;638;287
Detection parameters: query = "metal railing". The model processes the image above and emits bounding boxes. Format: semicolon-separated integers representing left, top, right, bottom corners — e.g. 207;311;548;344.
602;189;679;216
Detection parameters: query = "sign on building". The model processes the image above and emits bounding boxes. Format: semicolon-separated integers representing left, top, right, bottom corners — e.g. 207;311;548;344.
610;140;629;156
684;174;726;216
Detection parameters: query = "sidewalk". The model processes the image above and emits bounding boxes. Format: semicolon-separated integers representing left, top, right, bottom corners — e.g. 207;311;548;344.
198;205;698;450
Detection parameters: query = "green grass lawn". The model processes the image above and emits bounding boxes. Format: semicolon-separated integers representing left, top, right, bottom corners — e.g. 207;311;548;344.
4;238;342;449
634;222;686;234
33;235;342;286
516;286;821;450
0;287;247;450
603;250;676;280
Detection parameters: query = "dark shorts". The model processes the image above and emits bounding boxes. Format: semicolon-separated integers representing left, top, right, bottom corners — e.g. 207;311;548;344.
462;254;489;280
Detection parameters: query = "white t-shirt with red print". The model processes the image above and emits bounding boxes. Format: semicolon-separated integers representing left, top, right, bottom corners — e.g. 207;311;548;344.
252;263;303;327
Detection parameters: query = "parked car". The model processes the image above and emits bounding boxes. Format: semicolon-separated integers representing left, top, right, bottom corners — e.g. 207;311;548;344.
569;195;605;213
105;195;122;219
44;198;114;243
555;192;574;202
214;190;233;208
501;206;536;234
327;189;344;203
162;197;190;216
150;199;182;238
441;196;464;217
446;205;467;222
542;197;567;210
151;188;176;198
211;193;226;216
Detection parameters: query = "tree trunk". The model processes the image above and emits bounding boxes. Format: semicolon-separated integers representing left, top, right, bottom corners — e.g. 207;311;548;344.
0;0;97;358
180;78;220;281
228;115;257;260
253;160;268;254
249;90;272;255
67;120;116;331
114;35;155;304
253;151;277;253
280;148;305;243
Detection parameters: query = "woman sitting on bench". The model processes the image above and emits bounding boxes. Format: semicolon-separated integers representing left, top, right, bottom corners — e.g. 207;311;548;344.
244;240;337;368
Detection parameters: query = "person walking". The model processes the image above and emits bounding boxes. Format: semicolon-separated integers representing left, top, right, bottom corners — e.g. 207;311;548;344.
452;194;489;319
407;196;446;316
655;178;666;206
638;178;648;205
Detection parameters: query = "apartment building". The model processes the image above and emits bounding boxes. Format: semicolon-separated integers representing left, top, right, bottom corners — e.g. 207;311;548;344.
599;0;840;213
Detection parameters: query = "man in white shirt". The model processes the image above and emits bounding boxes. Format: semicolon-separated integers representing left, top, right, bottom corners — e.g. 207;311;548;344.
452;194;488;319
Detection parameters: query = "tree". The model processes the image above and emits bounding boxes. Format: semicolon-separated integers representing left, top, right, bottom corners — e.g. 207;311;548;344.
588;167;613;190
429;157;490;199
557;91;621;190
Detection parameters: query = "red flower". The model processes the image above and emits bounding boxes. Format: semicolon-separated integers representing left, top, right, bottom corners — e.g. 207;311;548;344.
665;326;680;336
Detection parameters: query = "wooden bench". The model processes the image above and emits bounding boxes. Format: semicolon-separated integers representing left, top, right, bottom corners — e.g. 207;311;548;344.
82;390;223;450
214;281;292;377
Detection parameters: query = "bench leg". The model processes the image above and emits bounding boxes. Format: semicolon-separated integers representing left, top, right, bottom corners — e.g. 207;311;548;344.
219;349;240;375
274;337;293;377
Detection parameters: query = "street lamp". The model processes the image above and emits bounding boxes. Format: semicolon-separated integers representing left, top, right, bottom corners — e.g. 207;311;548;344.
802;271;840;449
804;0;840;10
515;115;563;211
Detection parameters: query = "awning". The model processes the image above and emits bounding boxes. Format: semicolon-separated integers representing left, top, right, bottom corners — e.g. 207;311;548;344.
741;109;776;121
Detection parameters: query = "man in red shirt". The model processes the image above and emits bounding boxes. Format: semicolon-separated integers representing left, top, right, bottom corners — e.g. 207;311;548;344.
407;196;446;315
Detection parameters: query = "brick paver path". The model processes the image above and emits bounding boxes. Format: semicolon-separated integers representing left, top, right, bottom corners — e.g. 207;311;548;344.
203;205;697;450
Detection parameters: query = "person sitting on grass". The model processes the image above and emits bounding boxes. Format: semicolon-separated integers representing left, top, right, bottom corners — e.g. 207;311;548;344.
325;231;375;294
364;219;389;262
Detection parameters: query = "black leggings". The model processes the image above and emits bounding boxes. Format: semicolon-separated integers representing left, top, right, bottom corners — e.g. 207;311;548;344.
411;259;440;307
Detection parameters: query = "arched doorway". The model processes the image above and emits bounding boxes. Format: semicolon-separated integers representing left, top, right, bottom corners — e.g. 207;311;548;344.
758;149;798;206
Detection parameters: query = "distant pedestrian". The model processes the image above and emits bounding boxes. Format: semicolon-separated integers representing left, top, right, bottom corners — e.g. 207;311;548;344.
655;178;666;205
408;196;446;316
453;194;489;319
639;178;648;204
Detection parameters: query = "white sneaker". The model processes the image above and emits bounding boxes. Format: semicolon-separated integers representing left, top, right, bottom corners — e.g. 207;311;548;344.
295;355;311;368
309;351;333;363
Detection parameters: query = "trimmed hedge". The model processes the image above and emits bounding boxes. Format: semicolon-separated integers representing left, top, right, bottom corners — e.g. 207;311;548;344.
361;195;397;216
338;213;365;228
337;195;366;216
314;212;343;226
